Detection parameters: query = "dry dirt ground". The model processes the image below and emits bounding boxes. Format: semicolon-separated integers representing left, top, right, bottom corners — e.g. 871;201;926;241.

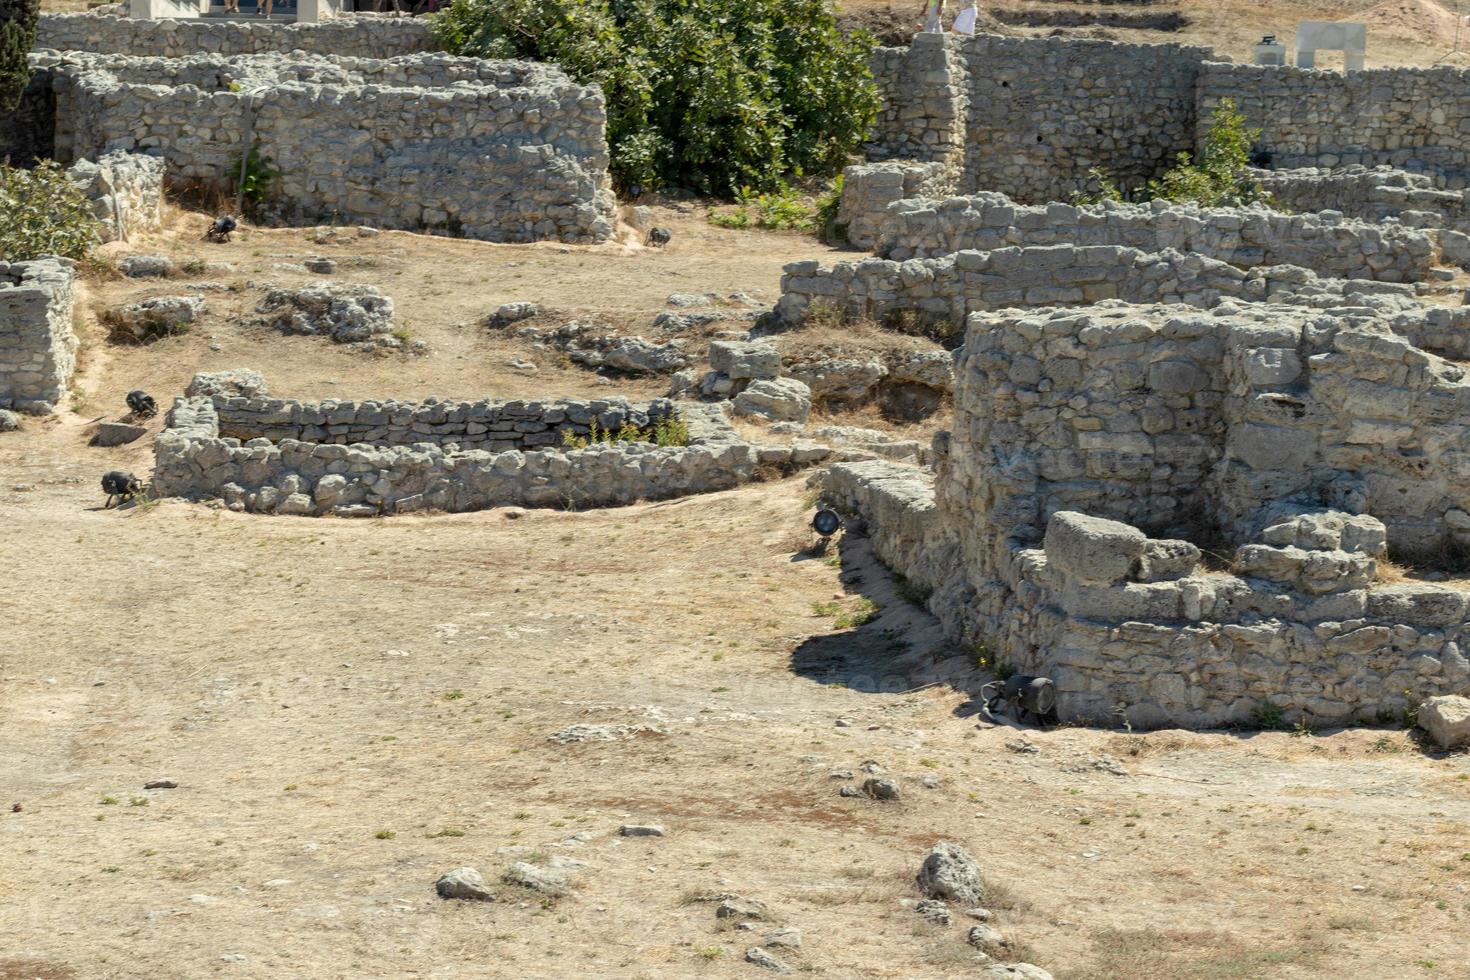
2;207;1470;980
842;0;1469;67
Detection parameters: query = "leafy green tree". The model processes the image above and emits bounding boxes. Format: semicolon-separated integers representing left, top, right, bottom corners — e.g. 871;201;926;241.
433;0;879;197
0;0;38;114
0;161;98;261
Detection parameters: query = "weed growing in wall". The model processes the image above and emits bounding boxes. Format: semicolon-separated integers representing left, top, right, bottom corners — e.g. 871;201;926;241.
0;161;99;261
560;409;690;450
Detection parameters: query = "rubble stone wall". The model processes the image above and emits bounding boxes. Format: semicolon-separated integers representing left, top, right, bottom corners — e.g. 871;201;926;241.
152;394;832;516
1249;167;1470;226
1200;62;1470;180
0;258;78;415
815;301;1470;728
36;11;437;59
68;150;165;244
866;35;1470;204
773;245;1419;331
839;161;954;250
870;193;1439;283
38;52;615;244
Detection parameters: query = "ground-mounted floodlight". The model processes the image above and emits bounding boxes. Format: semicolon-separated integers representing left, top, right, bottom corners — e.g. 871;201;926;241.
812;509;842;537
982;674;1058;726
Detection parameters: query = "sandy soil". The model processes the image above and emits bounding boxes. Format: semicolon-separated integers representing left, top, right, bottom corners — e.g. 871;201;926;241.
841;0;1464;66
2;206;1470;980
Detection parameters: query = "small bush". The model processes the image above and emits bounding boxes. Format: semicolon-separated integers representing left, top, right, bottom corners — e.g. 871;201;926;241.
100;308;192;346
0;161;99;262
230;147;279;218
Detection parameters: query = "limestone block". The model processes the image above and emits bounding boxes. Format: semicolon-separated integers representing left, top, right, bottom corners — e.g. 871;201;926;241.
1044;511;1147;586
1417;695;1470;749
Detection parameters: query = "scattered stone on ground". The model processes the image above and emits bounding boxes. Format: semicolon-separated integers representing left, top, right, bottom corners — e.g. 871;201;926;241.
256;283;395;344
186;369;269;399
861;776;901;801
435;867;495;902
1417;695;1470;748
917;842;986;905
618;824;665;837
745;947;793;973
501;862;569;896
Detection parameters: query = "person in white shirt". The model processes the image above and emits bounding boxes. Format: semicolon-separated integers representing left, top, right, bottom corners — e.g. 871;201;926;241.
919;0;946;33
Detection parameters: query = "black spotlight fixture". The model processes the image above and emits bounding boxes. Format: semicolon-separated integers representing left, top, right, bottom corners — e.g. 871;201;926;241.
812;509;842;538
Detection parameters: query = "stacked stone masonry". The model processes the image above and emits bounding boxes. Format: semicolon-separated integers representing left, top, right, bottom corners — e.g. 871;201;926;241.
22;51;615;244
153;392;837;516
774;245;1420;332
869;193;1438;283
0;258;78;415
866;34;1470;203
1250;167;1470;226
67;150;164;244
36;11;437;59
816;301;1470;727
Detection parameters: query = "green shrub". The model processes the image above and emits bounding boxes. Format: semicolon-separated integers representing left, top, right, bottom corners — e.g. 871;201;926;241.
0;0;38;113
1074;99;1273;209
0;161;99;262
230;147;279;217
561;409;689;450
434;0;879;197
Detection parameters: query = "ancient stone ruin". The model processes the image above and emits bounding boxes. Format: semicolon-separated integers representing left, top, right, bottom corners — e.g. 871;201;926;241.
804;31;1470;730
153;380;836;516
0;258;78;415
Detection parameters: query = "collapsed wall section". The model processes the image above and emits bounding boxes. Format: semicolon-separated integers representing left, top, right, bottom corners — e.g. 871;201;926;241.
38;52;615;244
0;258;78;415
870;193;1438;283
68;150;165;244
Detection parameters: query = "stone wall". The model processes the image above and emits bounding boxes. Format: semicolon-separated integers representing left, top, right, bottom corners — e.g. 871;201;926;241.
865;35;967;185
36;10;437;58
212;394;690;452
839;161;953;250
815;301;1470;727
0;258;78;415
773;245;1418;331
957;35;1208;203
68;150;165;244
35;52;615;244
1250;167;1470;226
153;392;836;516
869;193;1438;283
1199;62;1470;181
865;34;1470;205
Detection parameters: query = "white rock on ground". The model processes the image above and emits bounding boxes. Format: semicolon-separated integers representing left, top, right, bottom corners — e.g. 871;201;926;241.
1417;695;1470;748
186;368;269;399
733;377;812;423
917;841;986;905
435;867;495;901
